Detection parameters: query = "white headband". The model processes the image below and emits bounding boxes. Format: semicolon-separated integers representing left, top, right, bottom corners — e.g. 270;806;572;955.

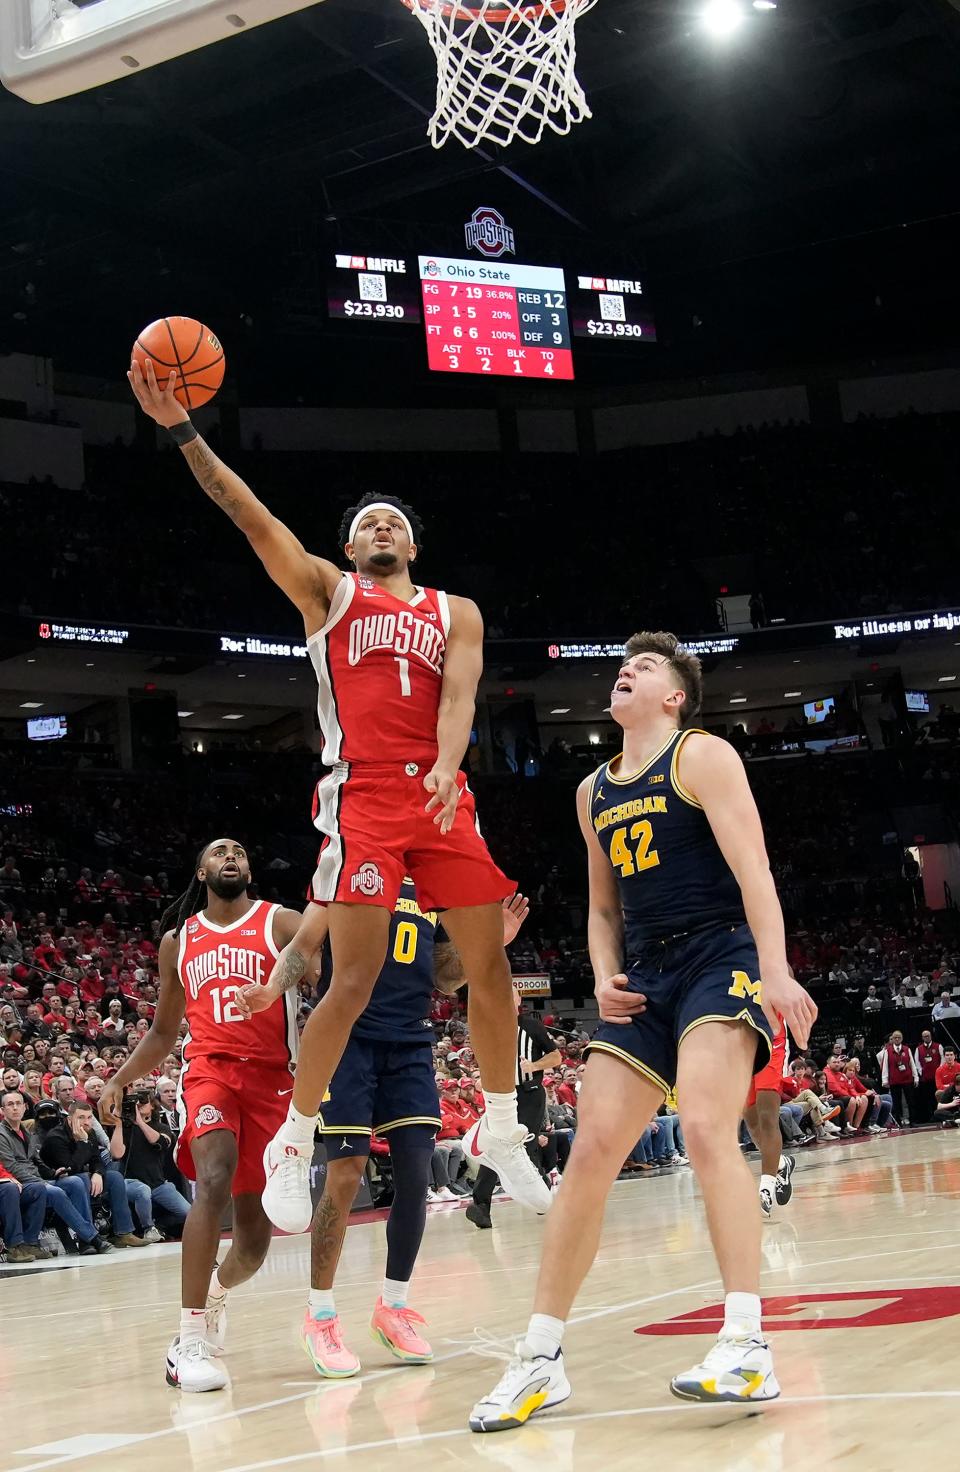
348;503;414;547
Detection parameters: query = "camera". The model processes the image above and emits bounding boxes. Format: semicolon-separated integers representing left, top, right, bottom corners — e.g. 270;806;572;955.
121;1088;150;1123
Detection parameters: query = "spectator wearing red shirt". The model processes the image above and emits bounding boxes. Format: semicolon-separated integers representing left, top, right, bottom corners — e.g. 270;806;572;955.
79;967;105;1006
556;1070;578;1110
432;1081;468;1199
934;1049;960;1126
824;1055;869;1133
914;1031;943;1124
458;1079;484;1119
843;1061;887;1133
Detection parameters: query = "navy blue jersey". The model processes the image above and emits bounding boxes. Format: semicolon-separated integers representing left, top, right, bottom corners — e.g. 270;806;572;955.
317;879;438;1043
589;728;745;956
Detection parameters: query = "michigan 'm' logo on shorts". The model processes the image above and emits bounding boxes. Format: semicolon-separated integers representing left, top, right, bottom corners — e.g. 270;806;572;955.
728;970;762;1003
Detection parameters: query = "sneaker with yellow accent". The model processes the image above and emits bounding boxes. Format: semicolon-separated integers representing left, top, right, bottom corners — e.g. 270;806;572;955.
469;1342;570;1433
301;1311;361;1379
369;1298;434;1364
670;1332;780;1403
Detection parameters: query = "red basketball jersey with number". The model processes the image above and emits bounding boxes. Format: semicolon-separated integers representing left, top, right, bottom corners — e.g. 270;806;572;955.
308;572;450;765
176;900;298;1070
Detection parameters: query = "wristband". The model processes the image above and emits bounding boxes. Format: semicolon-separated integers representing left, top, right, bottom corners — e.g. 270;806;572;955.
166;420;198;447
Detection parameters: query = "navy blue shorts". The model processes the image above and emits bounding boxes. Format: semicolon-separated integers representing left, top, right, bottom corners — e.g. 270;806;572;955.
585;922;773;1095
319;1036;440;1158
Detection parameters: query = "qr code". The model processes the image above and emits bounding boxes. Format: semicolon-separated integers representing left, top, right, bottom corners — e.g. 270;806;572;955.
359;273;387;302
599;293;626;322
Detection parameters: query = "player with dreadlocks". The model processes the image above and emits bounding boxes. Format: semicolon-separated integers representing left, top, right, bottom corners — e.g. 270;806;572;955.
100;838;309;1393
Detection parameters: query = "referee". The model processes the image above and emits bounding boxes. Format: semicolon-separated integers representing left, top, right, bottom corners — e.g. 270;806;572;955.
466;992;562;1230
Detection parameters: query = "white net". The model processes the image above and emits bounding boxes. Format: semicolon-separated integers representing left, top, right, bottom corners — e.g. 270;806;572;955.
403;0;599;151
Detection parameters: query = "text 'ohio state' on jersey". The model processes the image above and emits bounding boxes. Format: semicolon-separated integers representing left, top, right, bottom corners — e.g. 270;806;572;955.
176;899;298;1069
307;572;451;766
316;880;439;1043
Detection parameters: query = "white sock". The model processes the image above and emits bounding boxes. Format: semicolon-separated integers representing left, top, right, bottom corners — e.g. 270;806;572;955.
308;1288;337;1321
179;1307;207;1348
723;1292;762;1340
760;1173;776;1198
207;1268;227;1303
483;1090;519;1139
382;1276;409;1308
283;1104;318;1145
523;1312;565;1360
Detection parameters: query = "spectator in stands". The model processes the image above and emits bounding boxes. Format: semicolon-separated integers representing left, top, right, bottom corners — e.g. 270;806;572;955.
107;1088;189;1240
0;1091;113;1254
824;1055;869;1134
862;986;882;1015
932;990;960;1022
879;1030;919;1126
914;1030;943;1123
0;1152;51;1261
39;1100;146;1248
848;1057;892;1131
432;1081;468;1199
934;1049;960;1125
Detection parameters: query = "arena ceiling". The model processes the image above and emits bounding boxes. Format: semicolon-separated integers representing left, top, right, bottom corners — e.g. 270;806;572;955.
1;0;959;384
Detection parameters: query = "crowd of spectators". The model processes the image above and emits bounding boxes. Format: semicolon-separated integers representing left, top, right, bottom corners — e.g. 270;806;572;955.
3;410;959;641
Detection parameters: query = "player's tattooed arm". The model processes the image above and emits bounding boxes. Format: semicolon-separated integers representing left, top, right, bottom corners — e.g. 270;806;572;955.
180;437;246;524
235;905;329;1018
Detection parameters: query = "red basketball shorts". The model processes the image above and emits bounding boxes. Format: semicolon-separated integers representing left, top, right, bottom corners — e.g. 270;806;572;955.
309;760;514;912
745;1021;787;1108
175;1057;294;1196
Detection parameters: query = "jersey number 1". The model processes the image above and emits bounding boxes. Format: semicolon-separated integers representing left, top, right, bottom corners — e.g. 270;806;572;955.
394;656;411;697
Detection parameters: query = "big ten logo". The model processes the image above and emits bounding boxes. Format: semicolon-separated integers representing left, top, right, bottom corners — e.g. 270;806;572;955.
636;1289;960;1335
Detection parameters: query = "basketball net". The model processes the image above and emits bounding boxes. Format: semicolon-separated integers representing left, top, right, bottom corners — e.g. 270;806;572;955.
402;0;598;151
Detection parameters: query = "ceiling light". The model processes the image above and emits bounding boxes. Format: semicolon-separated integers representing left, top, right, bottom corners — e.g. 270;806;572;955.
26;658;36;664
588;733;601;745
177;710;194;718
730;697;748;704
85;662;94;668
288;677;297;682
222;713;244;720
550;707;571;714
753;0;776;8
938;676;956;683
19;701;43;709
784;691;802;698
237;673;246;679
701;0;745;37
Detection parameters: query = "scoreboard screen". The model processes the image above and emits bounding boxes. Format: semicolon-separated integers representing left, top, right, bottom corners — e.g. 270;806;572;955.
418;255;573;379
570;272;656;343
327;253;421;324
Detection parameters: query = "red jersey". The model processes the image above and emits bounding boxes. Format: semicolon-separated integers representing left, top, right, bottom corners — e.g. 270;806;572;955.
176;900;298;1072
309;572;449;765
936;1061;960;1091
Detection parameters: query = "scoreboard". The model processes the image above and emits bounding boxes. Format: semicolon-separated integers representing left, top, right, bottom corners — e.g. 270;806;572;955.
570;272;656;343
327;253;421;324
418;255;574;380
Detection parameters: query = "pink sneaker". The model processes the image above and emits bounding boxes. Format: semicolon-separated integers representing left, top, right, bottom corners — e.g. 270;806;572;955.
301;1312;361;1379
369;1298;434;1364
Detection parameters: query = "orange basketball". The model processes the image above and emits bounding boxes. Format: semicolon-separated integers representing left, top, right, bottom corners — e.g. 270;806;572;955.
132;316;225;410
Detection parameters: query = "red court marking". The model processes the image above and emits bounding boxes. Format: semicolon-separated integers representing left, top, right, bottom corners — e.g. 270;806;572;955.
636;1288;960;1334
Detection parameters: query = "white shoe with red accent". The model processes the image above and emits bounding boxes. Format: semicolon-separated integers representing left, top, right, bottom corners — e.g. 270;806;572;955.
462;1116;553;1215
165;1336;229;1393
261;1133;313;1233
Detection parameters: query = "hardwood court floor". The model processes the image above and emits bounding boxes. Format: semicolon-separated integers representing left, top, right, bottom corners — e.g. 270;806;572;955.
4;1130;960;1472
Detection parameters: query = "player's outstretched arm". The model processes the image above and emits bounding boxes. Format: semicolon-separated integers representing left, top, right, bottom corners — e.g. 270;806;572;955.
424;596;484;834
678;732;818;1048
235;904;329;1018
128;358;340;620
98;932;185;1125
576;774;645;1026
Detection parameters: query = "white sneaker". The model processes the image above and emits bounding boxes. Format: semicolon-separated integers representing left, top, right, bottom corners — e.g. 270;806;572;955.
261;1132;313;1233
463;1117;553;1215
143;1226;164;1244
436;1187;458;1202
671;1331;780;1403
759;1186;774;1220
469;1341;570;1432
426;1188;441;1203
205;1295;228;1355
823;1121;842;1136
166;1336;229;1393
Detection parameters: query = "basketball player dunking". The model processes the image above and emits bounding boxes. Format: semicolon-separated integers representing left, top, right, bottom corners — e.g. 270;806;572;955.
100;838;305;1393
129;362;551;1229
470;632;817;1431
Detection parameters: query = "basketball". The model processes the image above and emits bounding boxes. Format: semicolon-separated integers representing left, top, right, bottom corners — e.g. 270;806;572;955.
132;316;225;410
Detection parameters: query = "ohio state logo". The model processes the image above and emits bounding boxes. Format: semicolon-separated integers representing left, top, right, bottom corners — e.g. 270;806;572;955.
351;862;384;898
38;623;51;639
194;1104;223;1127
465;206;515;259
